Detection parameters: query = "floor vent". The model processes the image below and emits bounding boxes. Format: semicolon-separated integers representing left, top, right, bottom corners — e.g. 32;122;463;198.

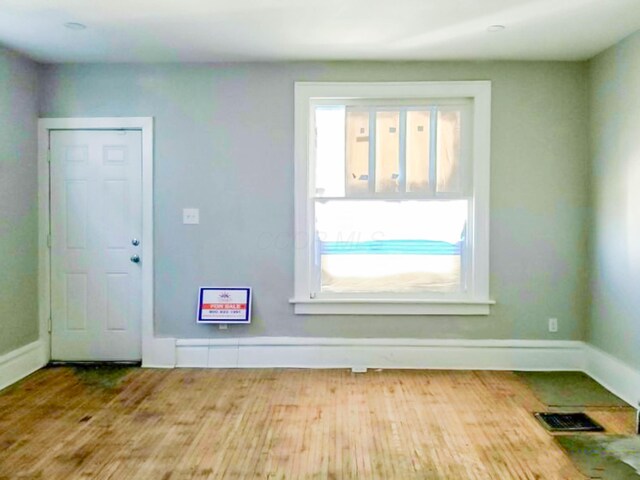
534;412;604;432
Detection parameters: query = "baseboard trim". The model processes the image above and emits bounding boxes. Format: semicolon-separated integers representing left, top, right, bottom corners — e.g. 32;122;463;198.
0;340;49;392
176;337;640;407
175;337;586;371
142;336;176;369
584;343;640;408
2;336;638;410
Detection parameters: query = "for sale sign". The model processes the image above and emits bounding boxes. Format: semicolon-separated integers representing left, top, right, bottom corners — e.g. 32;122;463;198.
197;287;252;324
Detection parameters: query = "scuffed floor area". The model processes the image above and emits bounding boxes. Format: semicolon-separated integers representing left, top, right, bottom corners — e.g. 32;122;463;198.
0;367;637;479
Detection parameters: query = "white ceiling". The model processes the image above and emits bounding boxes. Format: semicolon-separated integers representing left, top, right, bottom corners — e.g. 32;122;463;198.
0;0;639;63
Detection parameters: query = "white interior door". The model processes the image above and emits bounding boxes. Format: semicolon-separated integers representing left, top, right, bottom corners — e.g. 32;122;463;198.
50;130;142;361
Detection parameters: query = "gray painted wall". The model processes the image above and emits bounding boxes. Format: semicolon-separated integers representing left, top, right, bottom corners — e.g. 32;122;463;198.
0;47;39;355
39;61;590;341
589;32;640;369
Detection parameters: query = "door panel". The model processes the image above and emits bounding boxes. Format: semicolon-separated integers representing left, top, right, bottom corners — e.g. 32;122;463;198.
65;273;87;331
50;130;142;361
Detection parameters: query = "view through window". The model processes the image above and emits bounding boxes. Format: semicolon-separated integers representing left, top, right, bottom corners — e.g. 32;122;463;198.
313;103;471;295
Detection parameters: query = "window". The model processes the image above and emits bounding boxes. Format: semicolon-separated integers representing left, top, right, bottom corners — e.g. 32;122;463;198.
292;82;493;315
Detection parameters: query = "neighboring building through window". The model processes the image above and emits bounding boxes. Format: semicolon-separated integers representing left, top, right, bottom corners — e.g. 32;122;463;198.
292;82;493;315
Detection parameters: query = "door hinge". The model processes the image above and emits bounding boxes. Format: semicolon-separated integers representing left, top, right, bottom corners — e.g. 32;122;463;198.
46;234;51;248
47;316;52;333
47;148;51;163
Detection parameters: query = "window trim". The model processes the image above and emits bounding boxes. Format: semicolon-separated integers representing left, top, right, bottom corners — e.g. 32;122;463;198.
292;81;493;316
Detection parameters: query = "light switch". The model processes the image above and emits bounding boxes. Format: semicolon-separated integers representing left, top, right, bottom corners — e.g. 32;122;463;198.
183;208;200;225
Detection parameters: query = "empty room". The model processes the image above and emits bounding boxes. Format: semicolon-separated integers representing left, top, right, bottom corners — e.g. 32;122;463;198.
1;0;640;478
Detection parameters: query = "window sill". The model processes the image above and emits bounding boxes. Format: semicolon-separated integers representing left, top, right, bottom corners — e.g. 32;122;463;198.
289;298;495;316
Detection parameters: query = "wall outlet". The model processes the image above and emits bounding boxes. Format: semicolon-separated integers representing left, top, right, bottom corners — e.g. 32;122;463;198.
183;208;200;225
548;317;558;333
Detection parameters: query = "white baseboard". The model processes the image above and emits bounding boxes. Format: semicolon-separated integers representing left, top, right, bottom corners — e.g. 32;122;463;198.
142;336;176;368
176;337;586;371
2;336;638;411
584;343;640;408
176;337;640;407
0;340;49;392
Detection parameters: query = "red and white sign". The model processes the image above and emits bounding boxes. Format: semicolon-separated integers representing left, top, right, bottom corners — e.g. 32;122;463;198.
197;287;252;324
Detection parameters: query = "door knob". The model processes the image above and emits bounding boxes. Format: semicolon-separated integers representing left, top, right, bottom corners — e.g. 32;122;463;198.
130;254;140;264
132;238;140;246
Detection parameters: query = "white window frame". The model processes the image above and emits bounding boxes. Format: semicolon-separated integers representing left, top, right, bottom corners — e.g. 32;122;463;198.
290;82;495;315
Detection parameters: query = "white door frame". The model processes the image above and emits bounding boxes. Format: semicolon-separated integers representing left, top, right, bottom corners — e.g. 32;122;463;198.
38;117;175;367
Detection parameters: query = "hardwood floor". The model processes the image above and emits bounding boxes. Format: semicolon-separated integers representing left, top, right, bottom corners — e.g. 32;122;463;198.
0;367;635;479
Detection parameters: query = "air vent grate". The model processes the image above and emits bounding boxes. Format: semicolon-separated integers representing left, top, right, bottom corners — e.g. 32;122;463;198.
534;412;604;432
